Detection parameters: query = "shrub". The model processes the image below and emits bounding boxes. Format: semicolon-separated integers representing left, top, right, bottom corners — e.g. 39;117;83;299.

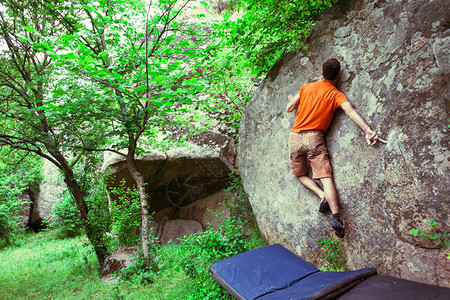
0;199;24;247
108;179;142;248
177;220;245;299
317;234;348;271
0;148;42;247
409;219;450;259
85;180;113;252
117;249;158;285
52;193;84;238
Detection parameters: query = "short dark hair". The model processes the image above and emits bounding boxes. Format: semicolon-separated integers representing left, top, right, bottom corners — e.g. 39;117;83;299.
323;58;341;80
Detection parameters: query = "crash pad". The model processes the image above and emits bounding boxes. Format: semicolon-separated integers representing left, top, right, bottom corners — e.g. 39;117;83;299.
210;244;376;300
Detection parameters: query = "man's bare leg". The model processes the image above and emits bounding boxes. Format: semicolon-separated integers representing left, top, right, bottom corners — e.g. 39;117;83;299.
319;177;339;214
297;176;324;199
296;175;339;214
320;177;345;238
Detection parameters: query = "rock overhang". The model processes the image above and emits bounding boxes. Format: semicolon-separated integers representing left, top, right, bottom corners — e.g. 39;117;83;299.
103;130;233;212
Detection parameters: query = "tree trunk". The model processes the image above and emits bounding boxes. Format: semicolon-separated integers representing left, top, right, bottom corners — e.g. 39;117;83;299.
52;151;108;266
126;153;151;266
63;174;108;266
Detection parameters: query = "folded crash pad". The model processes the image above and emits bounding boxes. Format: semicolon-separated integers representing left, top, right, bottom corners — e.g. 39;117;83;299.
209;244;377;300
258;268;377;300
336;275;450;300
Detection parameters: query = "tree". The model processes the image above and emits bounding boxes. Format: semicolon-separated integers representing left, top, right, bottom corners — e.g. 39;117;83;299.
47;0;209;266
0;0;109;264
0;0;209;266
212;0;337;76
193;0;337;138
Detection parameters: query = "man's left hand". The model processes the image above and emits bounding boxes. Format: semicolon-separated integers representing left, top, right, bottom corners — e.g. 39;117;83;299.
366;132;387;145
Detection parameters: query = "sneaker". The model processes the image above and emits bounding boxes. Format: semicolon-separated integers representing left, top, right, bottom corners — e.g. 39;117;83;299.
332;219;345;238
319;197;330;213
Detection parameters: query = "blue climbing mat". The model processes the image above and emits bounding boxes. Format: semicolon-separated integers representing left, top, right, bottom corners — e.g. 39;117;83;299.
210;244;450;300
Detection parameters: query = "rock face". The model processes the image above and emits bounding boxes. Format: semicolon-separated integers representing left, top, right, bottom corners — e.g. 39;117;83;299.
104;130;232;246
17;191;32;228
178;190;230;229
29;159;66;229
238;0;449;287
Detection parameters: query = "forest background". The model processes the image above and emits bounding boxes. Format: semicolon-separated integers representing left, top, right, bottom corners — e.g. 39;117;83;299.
0;0;336;298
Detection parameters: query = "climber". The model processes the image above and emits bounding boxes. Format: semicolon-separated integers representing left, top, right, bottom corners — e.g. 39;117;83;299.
286;58;386;238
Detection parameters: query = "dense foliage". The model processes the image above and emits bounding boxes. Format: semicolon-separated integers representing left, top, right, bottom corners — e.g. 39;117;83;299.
317;234;348;271
52;192;84;238
0;148;42;247
108;180;143;247
212;0;337;76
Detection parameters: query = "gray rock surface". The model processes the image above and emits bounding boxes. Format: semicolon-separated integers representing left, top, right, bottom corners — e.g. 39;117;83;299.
178;190;230;229
17;192;32;228
156;219;203;245
29;159;66;227
238;0;449;287
149;191;229;243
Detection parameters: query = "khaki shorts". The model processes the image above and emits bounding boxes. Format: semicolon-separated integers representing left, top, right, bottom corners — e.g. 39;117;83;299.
289;131;333;179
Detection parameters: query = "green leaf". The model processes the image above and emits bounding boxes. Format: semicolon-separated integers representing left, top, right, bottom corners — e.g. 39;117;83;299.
82;4;93;12
23;26;35;33
61;34;78;41
84;57;95;64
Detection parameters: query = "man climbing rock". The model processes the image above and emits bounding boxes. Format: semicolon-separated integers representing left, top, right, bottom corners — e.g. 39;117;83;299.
286;58;385;238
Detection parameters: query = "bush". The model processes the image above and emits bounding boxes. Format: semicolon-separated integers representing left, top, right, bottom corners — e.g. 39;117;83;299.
108;179;142;248
117;249;158;285
0;199;24;247
176;220;245;299
317;235;348;271
85;179;113;252
52;193;84;238
0;148;42;247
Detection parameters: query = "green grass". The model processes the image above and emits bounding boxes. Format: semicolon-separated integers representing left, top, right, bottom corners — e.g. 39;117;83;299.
0;228;265;299
0;231;109;299
0;231;199;299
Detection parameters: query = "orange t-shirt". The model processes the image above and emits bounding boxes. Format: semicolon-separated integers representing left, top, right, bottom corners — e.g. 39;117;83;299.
292;80;348;132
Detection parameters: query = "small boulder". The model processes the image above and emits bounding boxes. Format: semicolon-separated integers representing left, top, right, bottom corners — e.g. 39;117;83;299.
158;219;203;245
102;245;139;278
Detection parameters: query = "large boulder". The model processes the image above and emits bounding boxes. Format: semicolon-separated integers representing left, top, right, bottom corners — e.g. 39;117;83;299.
149;191;229;243
238;0;449;287
155;219;203;245
178;190;230;229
